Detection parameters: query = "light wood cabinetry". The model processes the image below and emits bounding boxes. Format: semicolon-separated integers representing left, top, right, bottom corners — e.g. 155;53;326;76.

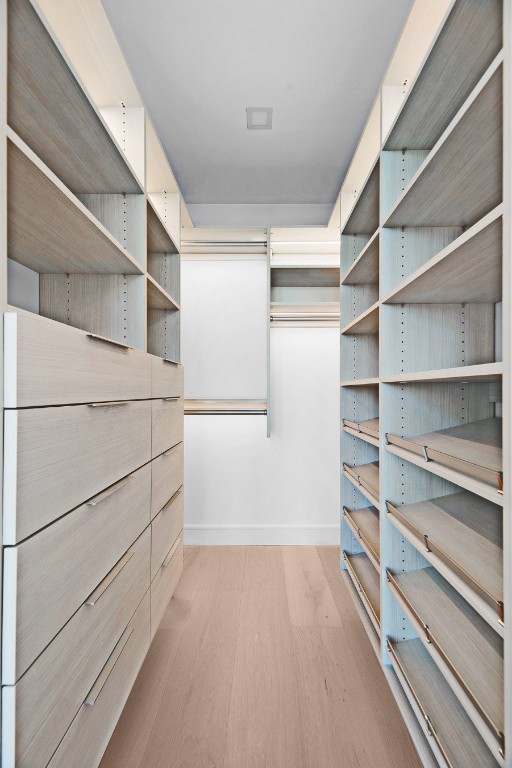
1;0;186;765
340;2;508;766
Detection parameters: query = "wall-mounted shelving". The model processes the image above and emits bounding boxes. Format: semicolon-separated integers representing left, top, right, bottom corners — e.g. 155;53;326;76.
340;2;508;766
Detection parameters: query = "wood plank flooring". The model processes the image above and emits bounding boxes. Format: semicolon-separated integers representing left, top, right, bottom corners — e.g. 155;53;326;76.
100;546;421;768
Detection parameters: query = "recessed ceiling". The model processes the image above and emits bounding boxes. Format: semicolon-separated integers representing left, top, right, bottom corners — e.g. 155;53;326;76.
101;0;413;227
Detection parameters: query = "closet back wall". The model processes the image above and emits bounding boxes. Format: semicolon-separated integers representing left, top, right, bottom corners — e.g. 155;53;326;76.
181;257;340;544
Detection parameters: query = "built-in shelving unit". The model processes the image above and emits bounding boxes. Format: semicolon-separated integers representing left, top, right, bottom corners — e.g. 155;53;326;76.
340;2;508;766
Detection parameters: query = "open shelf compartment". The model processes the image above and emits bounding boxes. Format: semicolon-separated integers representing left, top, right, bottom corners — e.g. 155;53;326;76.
387;566;504;760
343;461;380;509
343;506;380;570
343;551;381;635
387;638;498;768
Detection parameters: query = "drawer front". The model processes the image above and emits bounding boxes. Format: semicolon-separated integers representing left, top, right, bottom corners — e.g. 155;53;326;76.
151;355;183;398
151;538;183;640
151;396;184;458
47;591;150;768
1;528;150;768
4;311;151;408
151;442;184;519
151;487;184;581
4;399;152;543
3;463;151;684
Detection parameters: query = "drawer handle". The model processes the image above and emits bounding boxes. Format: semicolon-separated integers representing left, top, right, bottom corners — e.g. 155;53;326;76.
85;549;135;606
87;477;131;507
163;358;179;365
160;486;183;514
84;625;134;706
163;397;180;402
162;536;182;568
163;445;179;457
86;333;133;351
88;401;129;408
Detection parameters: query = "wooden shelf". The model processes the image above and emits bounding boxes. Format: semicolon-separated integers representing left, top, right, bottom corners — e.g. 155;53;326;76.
343;425;379;449
383;207;502;304
343;417;379;440
184;400;267;415
7;133;143;275
343;506;380;570
340;378;379;387
387;566;504;756
387;639;498;768
341;301;379;335
386;418;502;491
147;201;179;254
8;0;142;194
342;160;379;236
270;266;340;287
341;230;379;286
384;1;503;151
343;552;381;634
147;275;180;311
385;58;502;228
385;491;503;628
343;461;380;509
381;363;503;385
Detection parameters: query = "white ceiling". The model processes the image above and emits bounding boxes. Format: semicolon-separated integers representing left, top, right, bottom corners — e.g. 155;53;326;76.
101;0;413;227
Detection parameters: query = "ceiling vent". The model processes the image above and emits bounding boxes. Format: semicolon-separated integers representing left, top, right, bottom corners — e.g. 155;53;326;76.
246;107;273;130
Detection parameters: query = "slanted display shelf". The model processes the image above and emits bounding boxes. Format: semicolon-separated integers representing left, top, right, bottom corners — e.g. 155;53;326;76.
343;461;380;510
343;506;380;571
343;551;381;636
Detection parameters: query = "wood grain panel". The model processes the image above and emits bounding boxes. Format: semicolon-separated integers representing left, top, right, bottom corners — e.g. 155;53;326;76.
2;529;150;768
343;161;379;235
283;546;341;628
150;442;184;519
151;539;183;639
3;463;150;684
4;310;151;407
151;397;184;458
151;488;183;581
150;356;183;398
4;399;151;543
8;0;141;194
47;593;151;768
147;252;180;305
147;201;178;253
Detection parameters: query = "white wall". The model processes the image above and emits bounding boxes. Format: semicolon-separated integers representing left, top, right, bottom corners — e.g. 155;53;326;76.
183;327;340;544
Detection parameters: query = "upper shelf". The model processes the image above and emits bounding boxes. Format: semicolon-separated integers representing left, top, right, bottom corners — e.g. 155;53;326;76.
7;133;142;275
8;0;142;195
342;160;379;236
384;0;502;151
147;201;179;254
383;207;502;305
146;275;180;311
341;231;379;286
385;58;502;228
341;302;379;335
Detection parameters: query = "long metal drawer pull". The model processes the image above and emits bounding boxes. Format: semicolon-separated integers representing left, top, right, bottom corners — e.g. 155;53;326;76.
88;401;129;408
86;333;133;351
160;486;184;514
162;536;182;568
163;445;179;457
163;397;180;402
386;639;455;768
85;549;135;606
163;358;179;365
84;626;134;706
87;477;131;507
386;568;504;746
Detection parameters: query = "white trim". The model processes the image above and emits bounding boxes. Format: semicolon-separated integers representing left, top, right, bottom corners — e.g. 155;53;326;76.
2;548;18;685
4;312;17;408
2;684;16;768
3;409;18;545
183;524;339;546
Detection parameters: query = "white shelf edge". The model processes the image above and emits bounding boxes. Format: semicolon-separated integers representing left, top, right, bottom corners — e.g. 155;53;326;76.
340;378;380;387
381;362;503;385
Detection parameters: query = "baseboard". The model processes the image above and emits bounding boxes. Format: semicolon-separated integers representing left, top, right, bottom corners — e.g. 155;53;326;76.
183;524;339;545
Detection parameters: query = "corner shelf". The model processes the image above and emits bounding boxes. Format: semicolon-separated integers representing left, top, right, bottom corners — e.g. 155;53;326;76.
8;0;142;194
343;551;381;635
341;301;379;335
387;639;498;768
384;56;503;228
385;491;503;633
7;131;143;275
387;567;504;761
343;506;380;570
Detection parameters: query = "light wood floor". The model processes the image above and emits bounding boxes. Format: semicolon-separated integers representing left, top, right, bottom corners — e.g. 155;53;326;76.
100;546;422;768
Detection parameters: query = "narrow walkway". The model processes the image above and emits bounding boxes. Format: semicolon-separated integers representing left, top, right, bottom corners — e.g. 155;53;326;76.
101;546;421;768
